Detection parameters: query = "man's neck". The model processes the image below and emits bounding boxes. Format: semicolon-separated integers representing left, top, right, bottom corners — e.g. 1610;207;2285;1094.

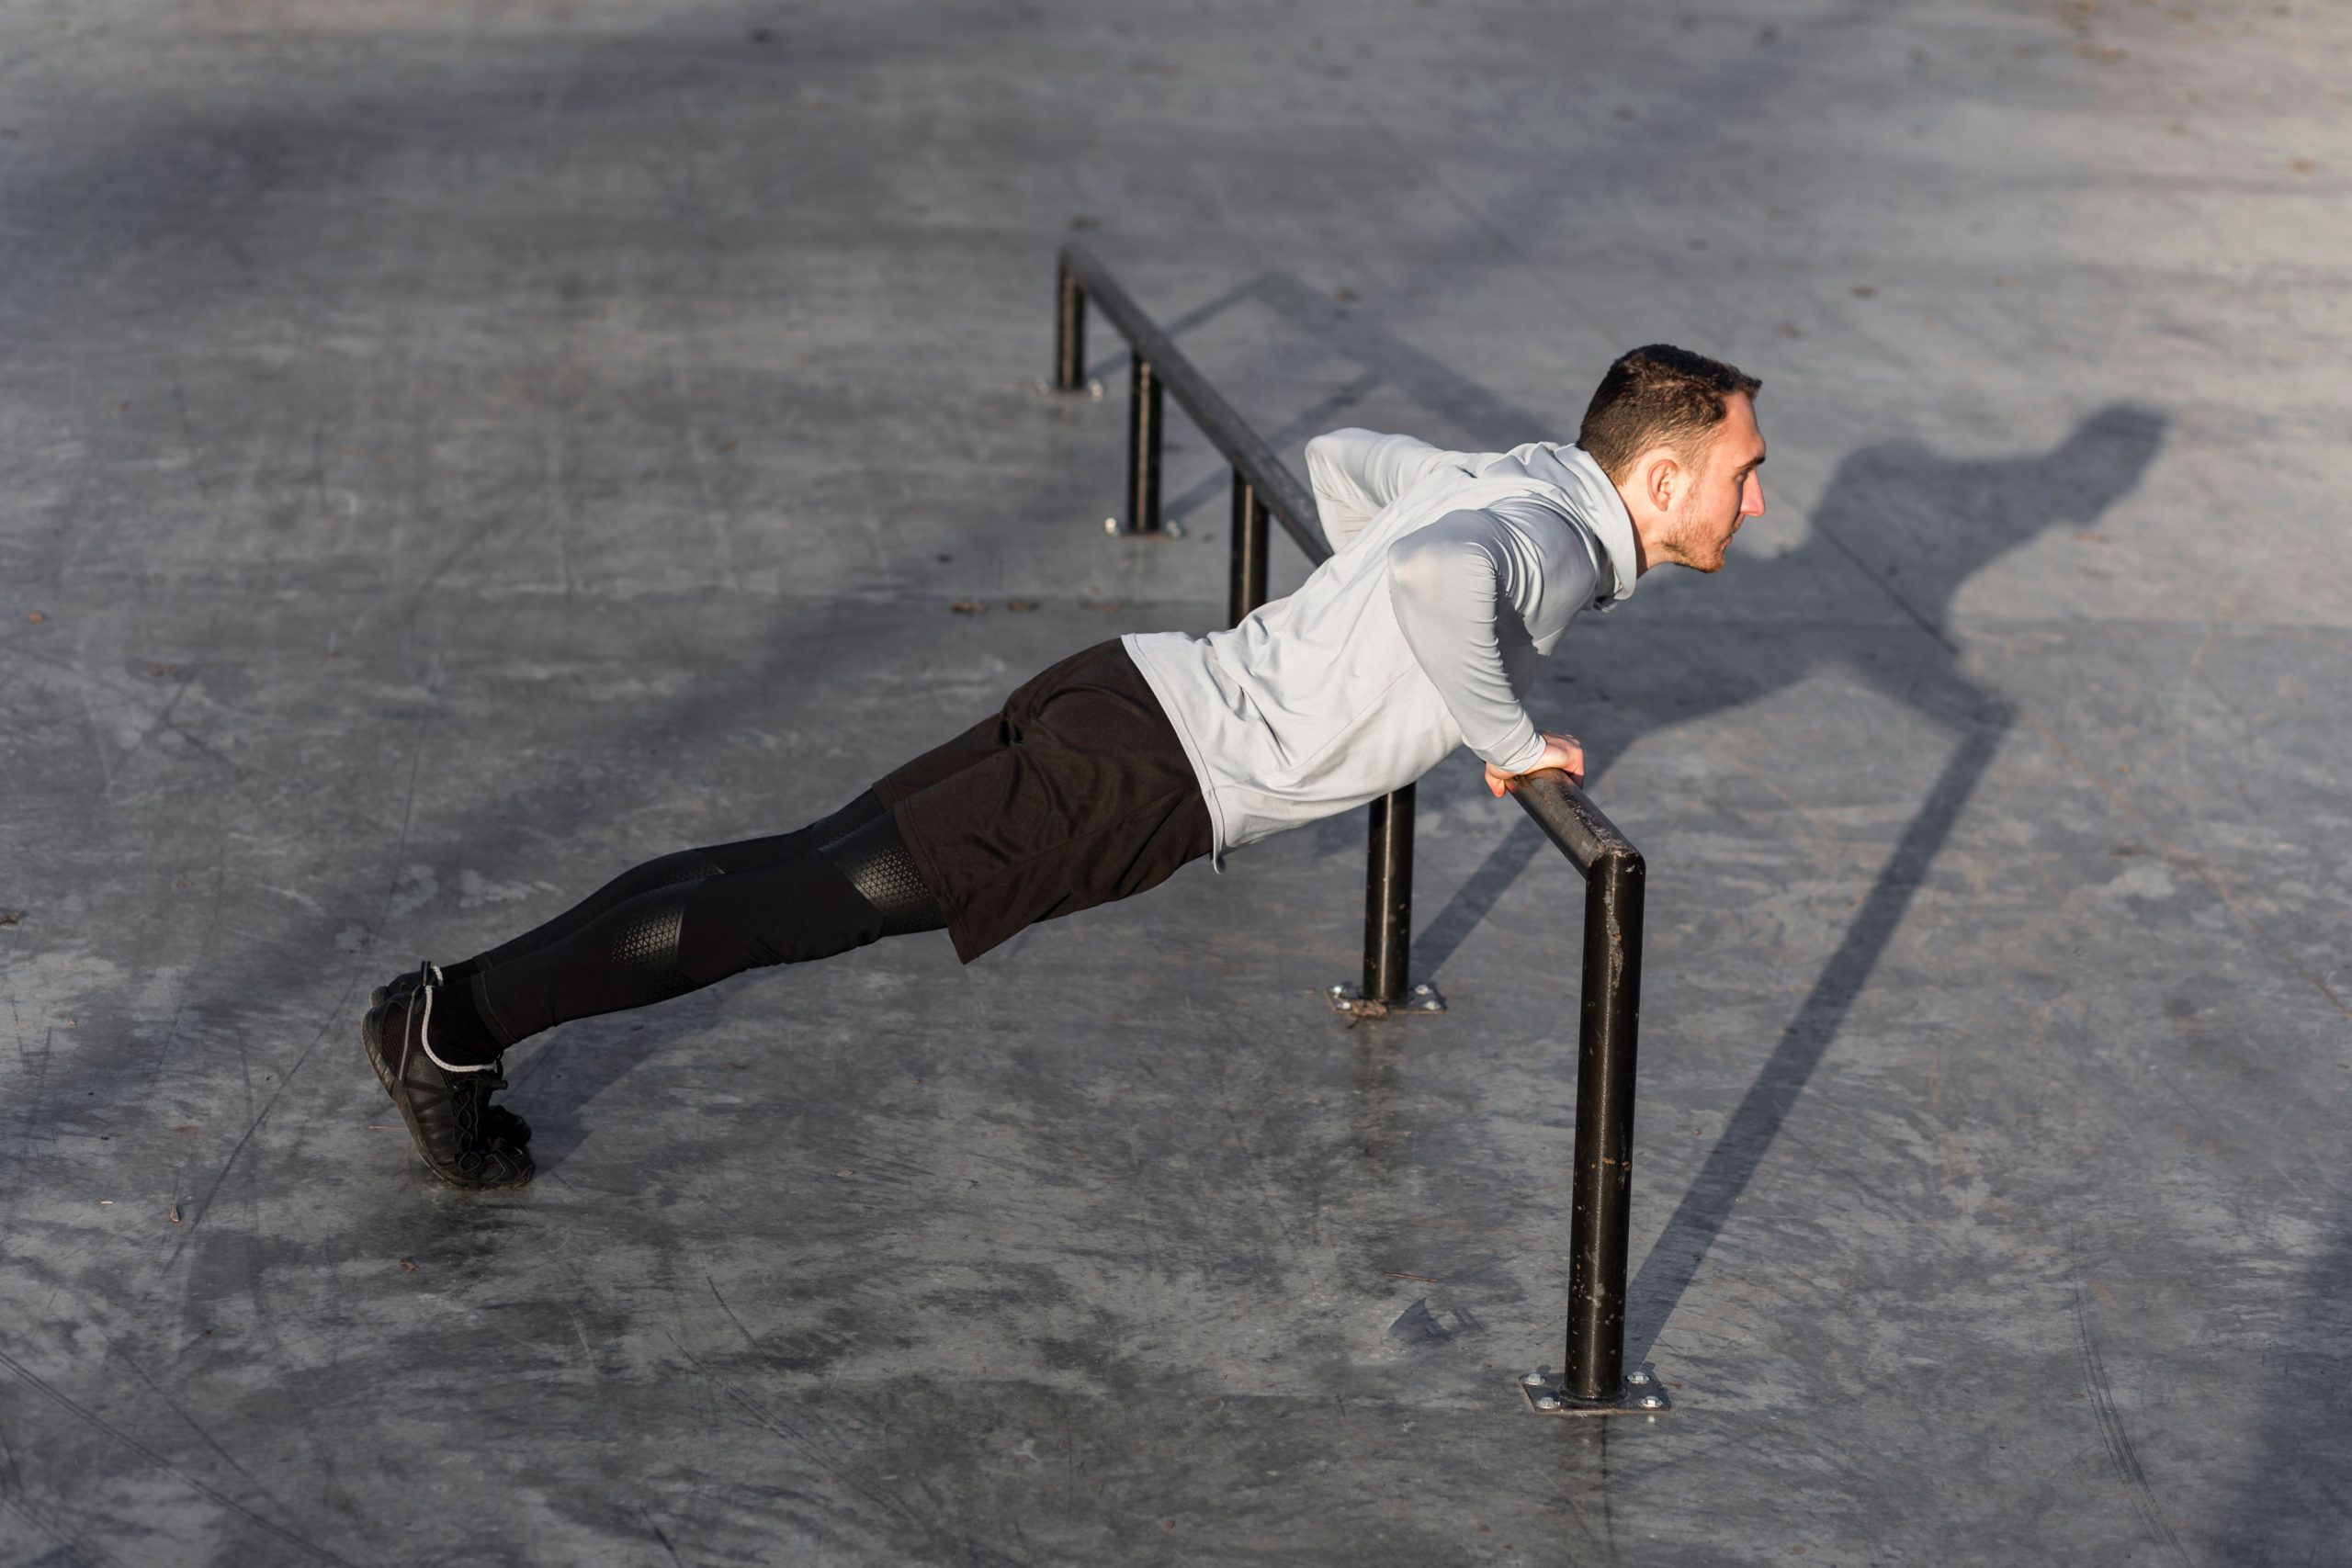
1614;483;1661;576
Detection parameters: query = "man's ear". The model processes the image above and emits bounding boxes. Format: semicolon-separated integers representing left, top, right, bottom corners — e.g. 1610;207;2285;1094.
1642;450;1681;514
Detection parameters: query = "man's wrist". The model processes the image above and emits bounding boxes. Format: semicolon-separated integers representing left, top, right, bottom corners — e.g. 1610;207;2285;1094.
1489;729;1547;775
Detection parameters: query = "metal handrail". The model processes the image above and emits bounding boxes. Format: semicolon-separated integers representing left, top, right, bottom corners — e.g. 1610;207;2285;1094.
1052;245;1658;1413
1057;242;1327;566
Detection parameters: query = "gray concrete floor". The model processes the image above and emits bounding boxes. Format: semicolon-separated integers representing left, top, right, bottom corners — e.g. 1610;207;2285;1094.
3;1;2348;1563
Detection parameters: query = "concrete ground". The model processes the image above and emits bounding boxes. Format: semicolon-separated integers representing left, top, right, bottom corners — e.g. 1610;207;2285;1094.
3;0;2347;1563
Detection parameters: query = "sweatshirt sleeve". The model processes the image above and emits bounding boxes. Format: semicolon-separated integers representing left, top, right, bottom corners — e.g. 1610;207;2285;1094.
1386;507;1578;773
1306;429;1453;555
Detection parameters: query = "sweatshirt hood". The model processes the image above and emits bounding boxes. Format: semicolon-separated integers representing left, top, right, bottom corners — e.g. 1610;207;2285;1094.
1490;442;1641;605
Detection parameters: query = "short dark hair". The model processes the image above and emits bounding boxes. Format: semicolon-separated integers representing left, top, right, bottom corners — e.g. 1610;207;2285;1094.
1577;344;1761;482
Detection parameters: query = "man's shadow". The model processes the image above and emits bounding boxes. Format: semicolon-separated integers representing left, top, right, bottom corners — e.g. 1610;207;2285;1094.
1131;270;2164;1368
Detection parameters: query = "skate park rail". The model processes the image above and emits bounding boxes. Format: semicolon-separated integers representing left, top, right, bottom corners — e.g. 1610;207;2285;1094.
1052;243;1657;1415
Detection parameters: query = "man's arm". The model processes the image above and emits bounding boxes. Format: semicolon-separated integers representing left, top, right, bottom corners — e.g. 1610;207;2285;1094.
1306;429;1456;554
1386;504;1598;775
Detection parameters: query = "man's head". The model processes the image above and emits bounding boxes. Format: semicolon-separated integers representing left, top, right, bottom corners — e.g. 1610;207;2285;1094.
1577;344;1766;575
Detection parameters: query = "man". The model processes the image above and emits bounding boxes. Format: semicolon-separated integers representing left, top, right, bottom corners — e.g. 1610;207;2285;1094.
363;344;1767;1188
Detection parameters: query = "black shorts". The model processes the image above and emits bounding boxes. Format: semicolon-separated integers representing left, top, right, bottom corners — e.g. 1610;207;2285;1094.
872;639;1213;964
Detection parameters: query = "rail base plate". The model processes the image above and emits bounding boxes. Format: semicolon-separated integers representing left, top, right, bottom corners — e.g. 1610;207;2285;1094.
1327;982;1445;1018
1517;1365;1671;1417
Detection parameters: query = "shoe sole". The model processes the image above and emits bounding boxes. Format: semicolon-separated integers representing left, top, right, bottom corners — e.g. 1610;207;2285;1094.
361;1002;534;1190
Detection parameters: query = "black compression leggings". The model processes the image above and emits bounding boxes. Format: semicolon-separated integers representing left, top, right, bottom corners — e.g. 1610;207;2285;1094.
452;791;944;1052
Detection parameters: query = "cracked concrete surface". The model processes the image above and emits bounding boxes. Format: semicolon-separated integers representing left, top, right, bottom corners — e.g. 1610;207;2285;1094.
2;0;2347;1563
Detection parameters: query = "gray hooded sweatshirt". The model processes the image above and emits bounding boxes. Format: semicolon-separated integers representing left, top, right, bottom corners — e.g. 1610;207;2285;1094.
1124;428;1641;868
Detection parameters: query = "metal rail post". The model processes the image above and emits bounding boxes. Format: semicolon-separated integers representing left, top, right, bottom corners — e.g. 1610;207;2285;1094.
1054;263;1086;391
1125;351;1163;535
1054;242;1326;560
1505;773;1664;1416
1227;470;1269;626
1362;787;1416;1008
1565;848;1645;1403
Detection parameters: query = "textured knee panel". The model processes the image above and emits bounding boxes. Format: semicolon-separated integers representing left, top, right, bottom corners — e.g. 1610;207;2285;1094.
469;849;729;976
818;812;945;937
585;852;721;1006
601;887;700;1004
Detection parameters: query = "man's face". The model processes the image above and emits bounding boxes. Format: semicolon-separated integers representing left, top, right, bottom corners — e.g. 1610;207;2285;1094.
1669;393;1767;572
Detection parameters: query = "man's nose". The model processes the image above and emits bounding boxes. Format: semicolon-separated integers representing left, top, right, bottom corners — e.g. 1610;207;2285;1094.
1743;475;1767;517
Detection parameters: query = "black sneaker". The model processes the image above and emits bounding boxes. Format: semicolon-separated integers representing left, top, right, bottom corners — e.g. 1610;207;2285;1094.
361;966;534;1189
369;961;439;1009
368;970;413;1010
368;963;530;1148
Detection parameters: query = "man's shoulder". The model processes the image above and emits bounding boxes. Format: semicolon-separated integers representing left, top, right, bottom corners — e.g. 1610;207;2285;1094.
1373;442;1613;549
1466;446;1619;524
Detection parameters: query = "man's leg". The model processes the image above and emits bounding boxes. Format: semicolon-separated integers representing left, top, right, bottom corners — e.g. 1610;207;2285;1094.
359;640;1195;1185
363;795;944;1188
369;793;893;1005
464;804;942;1049
368;705;1023;1010
374;714;1009;1008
